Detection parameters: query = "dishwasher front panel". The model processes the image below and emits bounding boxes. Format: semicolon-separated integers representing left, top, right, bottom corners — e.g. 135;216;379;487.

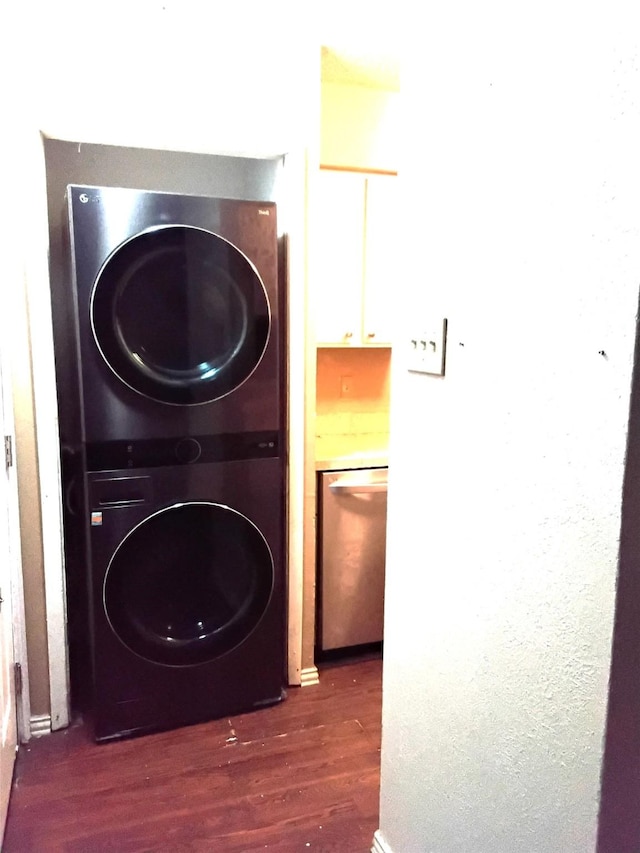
318;468;387;651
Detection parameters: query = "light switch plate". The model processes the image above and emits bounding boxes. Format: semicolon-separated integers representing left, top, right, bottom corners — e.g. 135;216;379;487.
408;319;447;375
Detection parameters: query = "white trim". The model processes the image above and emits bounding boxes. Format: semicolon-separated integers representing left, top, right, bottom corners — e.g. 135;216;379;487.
25;131;69;732
298;50;322;681
6;337;31;743
0;147;33;744
4;347;31;743
29;715;51;738
300;665;320;687
9;542;30;744
282;150;308;687
371;829;393;853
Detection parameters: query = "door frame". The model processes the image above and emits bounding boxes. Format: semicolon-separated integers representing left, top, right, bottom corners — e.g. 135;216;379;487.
0;150;33;743
23;130;70;733
2;371;31;745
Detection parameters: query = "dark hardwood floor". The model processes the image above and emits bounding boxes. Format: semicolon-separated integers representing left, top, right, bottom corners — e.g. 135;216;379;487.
4;656;382;852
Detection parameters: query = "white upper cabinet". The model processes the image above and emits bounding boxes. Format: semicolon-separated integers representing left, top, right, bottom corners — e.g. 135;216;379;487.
314;170;365;346
363;174;398;346
314;169;397;347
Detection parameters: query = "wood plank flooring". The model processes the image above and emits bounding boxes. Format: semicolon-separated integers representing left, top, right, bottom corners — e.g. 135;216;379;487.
3;656;382;852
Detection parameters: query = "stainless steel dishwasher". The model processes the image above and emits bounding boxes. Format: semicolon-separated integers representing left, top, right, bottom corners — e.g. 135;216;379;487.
317;467;388;651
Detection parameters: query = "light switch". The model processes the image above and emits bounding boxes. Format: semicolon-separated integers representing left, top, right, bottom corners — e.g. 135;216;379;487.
408;319;447;375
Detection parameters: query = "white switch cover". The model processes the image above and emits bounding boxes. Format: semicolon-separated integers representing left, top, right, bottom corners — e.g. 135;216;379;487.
408;319;447;375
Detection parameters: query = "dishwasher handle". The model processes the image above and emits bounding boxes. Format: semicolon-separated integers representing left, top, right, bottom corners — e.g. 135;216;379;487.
329;479;388;494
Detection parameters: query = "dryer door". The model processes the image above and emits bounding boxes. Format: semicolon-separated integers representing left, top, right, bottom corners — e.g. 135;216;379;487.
91;225;270;405
103;502;274;666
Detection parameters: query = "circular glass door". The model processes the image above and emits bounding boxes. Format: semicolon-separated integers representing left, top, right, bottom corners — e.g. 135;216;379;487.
91;225;270;405
103;503;274;666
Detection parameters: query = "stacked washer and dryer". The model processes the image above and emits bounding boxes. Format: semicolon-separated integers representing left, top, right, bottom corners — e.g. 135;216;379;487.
59;185;286;741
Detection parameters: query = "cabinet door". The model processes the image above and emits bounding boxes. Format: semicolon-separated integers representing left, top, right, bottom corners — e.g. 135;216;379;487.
363;174;397;346
314;170;365;346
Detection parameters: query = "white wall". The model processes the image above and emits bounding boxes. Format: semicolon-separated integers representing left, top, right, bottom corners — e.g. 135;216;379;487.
14;1;314;157
378;5;640;852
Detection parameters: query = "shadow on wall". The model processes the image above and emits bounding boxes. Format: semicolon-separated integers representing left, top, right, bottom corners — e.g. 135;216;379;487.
597;289;640;853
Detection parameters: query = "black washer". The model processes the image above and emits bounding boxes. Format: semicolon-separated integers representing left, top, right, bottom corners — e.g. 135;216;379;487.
91;225;270;405
104;502;273;666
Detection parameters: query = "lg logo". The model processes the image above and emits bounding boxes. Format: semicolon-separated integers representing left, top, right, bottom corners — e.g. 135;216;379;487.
79;193;89;203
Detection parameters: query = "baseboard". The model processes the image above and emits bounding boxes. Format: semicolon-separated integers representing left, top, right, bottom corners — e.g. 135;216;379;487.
371;829;393;853
300;665;320;687
30;714;52;738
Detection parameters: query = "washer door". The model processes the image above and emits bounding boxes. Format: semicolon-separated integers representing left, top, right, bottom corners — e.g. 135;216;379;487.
91;225;270;405
103;503;274;666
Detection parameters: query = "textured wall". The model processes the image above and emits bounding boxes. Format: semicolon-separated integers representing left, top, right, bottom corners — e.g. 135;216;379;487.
378;5;640;852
